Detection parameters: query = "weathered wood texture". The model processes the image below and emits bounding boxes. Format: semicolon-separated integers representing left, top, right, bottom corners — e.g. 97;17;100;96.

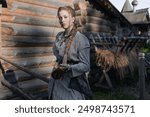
0;0;127;99
0;0;73;99
74;1;111;33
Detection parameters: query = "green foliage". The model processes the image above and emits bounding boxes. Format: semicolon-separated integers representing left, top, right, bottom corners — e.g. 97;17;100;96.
141;45;150;53
93;88;137;100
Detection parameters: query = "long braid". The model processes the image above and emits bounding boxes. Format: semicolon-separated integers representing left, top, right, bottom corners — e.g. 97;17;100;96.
62;28;77;64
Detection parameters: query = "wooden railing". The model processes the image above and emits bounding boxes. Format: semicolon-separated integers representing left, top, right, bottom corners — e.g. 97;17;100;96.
0;55;49;99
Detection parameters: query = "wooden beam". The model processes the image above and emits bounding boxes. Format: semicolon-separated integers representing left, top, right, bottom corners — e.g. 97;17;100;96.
2;15;60;27
4;67;52;82
86;16;111;26
2;22;63;36
11;0;73;9
84;23;111;32
0;56;51;83
8;1;57;16
86;8;105;18
1;56;55;70
0;72;33;99
1;36;55;47
16;78;48;90
2;8;55;18
1;47;53;57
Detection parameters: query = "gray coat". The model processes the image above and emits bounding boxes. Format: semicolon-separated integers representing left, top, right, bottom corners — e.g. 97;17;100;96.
48;31;91;100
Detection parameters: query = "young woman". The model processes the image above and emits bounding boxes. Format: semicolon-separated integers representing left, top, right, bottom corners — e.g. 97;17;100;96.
48;6;92;100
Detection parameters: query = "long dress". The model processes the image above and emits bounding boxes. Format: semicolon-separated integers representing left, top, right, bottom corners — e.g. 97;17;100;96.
48;31;91;100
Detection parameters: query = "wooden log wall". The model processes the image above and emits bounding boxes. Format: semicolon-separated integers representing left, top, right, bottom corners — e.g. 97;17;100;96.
0;0;73;99
74;0;111;34
0;0;131;99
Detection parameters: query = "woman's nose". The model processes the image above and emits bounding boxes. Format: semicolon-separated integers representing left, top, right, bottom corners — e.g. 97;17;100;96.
61;17;65;22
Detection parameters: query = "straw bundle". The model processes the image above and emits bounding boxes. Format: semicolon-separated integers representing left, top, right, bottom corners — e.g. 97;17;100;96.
95;49;115;69
95;48;138;78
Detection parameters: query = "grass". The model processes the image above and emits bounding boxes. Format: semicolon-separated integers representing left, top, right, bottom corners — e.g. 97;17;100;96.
93;88;137;100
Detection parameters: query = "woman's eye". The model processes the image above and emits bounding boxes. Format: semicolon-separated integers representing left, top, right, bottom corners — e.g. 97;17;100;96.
64;16;68;18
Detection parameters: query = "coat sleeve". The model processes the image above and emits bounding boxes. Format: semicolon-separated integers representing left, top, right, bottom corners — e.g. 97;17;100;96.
52;31;64;63
70;34;90;77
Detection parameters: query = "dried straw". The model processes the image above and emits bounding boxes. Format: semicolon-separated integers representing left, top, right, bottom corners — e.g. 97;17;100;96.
95;48;138;79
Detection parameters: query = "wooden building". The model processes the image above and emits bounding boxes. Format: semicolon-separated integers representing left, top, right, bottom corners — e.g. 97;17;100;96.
0;0;134;99
122;0;150;36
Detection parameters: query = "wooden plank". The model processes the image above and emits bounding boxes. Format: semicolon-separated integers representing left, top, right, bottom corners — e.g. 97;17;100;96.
2;22;63;36
11;0;73;9
75;9;87;16
17;79;48;90
4;67;53;82
1;56;56;69
74;1;87;10
2;8;55;18
2;35;55;42
1;35;55;47
84;23;111;32
75;8;105;18
8;1;57;16
76;16;111;27
1;47;53;57
8;0;58;9
86;16;111;26
86;8;105;17
76;16;86;26
1;15;60;27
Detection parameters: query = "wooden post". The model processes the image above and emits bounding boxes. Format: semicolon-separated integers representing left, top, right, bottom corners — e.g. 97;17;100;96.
139;52;146;99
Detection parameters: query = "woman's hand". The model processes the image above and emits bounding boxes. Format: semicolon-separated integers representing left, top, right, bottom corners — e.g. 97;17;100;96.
59;64;71;71
51;64;71;79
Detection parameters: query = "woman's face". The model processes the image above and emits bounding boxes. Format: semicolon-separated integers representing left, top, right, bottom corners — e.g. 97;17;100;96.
58;10;75;29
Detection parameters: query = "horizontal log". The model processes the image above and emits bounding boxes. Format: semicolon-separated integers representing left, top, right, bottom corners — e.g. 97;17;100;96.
1;15;60;27
2;63;54;73
84;23;111;32
1;27;14;35
87;8;105;17
75;8;105;18
0;56;53;83
2;41;53;47
1;47;53;57
76;16;86;26
2;22;63;36
3;67;53;82
17;79;48;90
75;9;87;16
2;7;55;18
1;35;55;47
74;1;87;10
76;16;111;27
86;16;111;26
15;0;73;8
9;1;58;16
2;35;55;42
1;56;56;70
9;0;72;9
